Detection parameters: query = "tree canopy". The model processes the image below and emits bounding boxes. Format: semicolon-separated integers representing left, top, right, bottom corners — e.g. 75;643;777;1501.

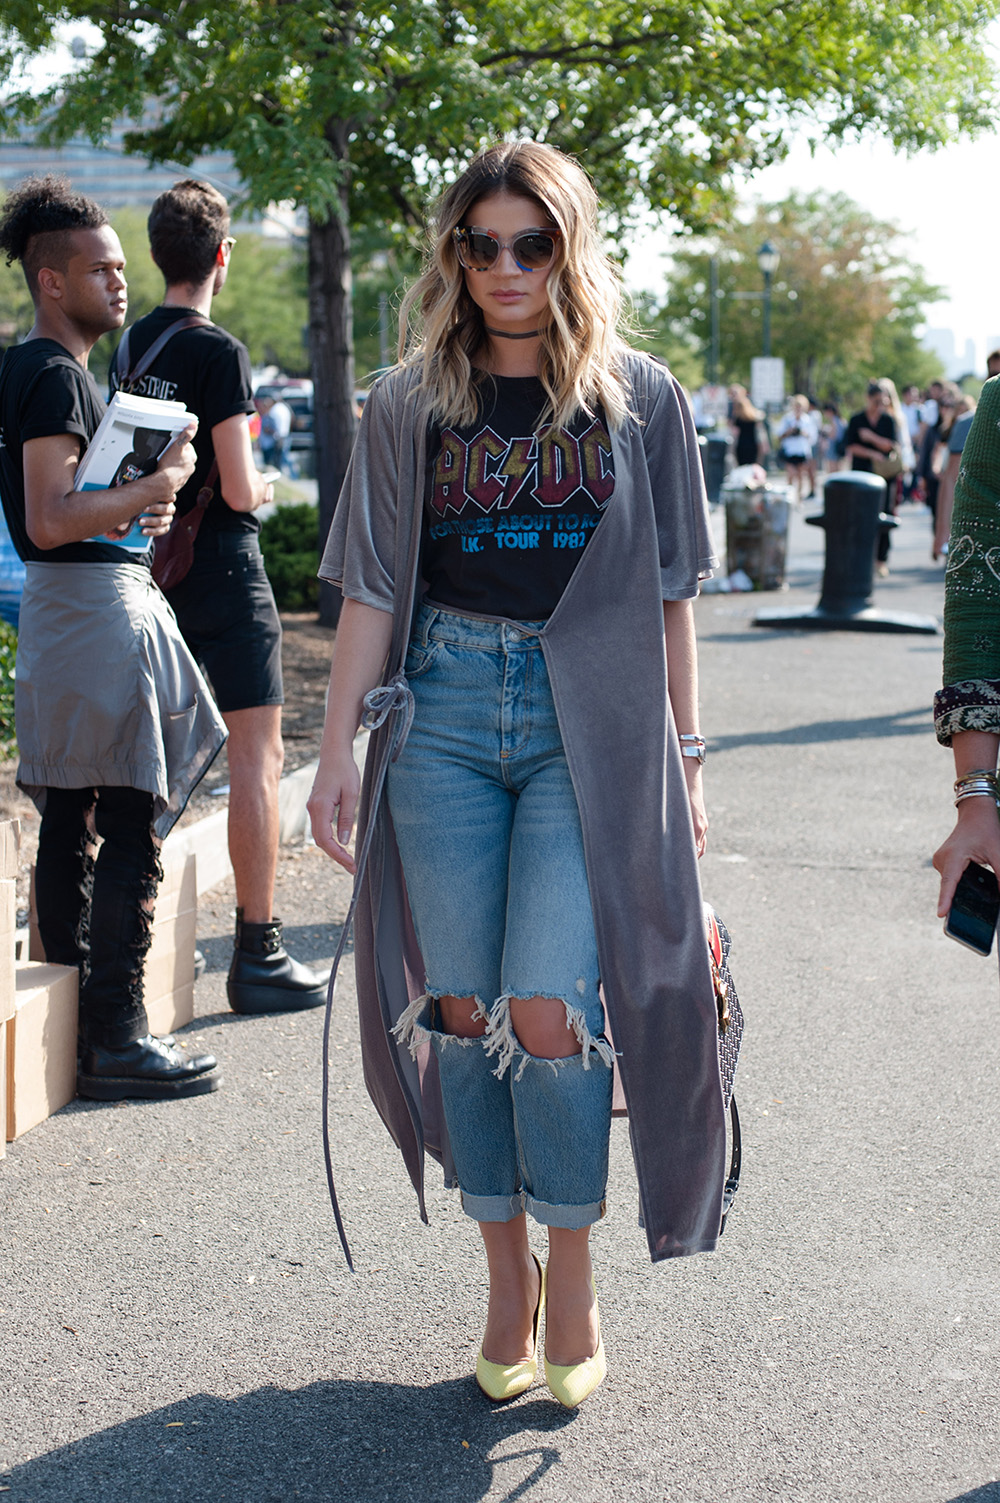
650;191;946;403
2;1;997;233
2;0;997;614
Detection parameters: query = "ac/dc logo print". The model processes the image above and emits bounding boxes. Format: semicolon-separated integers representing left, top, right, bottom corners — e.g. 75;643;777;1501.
430;420;614;517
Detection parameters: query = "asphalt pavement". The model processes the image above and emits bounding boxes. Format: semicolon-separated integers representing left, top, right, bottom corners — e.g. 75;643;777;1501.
2;492;999;1503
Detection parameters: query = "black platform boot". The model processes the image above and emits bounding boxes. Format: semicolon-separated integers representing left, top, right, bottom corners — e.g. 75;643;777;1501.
227;909;329;1014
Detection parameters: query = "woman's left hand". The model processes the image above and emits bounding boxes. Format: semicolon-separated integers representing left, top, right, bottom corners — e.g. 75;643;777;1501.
683;760;708;857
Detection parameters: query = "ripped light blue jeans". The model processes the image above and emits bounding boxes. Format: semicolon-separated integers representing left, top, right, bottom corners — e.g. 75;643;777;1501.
387;603;613;1229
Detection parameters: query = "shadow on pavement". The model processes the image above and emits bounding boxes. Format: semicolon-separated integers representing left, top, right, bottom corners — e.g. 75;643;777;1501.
197;920;349;976
711;705;929;752
0;1380;575;1503
947;1487;1000;1502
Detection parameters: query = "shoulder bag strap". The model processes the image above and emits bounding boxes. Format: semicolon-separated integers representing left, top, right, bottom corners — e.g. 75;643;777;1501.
118;313;212;392
194;458;220;510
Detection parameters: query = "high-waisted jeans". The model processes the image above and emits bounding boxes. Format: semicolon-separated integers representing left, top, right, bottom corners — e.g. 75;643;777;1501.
386;603;613;1229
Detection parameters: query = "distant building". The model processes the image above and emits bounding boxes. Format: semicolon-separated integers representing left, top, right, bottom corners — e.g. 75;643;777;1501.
0;104;242;210
922;327;981;380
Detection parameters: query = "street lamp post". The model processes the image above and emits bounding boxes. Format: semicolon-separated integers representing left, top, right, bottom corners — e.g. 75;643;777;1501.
757;239;780;358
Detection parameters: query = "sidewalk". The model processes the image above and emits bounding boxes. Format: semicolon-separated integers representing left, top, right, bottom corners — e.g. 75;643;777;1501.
2;501;999;1503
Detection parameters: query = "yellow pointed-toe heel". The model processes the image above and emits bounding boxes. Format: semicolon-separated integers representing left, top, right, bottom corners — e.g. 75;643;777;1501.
543;1276;606;1409
475;1254;546;1402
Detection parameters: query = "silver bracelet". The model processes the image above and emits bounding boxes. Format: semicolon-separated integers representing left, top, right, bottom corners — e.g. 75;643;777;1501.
954;786;1000;807
679;733;707;764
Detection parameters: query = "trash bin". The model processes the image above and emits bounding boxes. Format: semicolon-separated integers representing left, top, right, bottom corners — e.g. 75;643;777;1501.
724;482;790;591
699;432;730;504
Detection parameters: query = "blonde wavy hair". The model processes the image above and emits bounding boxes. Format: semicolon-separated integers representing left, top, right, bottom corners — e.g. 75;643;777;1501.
397;142;631;431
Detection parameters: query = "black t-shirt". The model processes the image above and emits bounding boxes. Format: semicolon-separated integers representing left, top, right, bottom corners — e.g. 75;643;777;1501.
845;408;898;472
423;375;615;619
109;305;257;536
0;339;149;565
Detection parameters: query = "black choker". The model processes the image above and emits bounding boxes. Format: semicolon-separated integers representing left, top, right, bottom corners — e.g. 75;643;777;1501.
484;326;542;340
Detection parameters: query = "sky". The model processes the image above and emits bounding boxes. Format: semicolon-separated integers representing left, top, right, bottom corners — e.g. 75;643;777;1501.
624;128;1000;377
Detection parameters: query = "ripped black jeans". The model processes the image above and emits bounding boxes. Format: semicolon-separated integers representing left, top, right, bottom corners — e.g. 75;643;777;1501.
35;786;161;1048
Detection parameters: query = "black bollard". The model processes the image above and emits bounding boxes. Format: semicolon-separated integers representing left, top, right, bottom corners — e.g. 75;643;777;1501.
754;470;938;633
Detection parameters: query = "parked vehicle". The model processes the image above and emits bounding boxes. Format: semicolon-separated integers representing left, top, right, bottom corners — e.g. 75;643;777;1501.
253;379;314;461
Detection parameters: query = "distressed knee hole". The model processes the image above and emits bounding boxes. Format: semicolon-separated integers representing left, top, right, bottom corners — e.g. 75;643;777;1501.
438;993;489;1039
510;995;583;1060
484;993;616;1080
391;989;488;1057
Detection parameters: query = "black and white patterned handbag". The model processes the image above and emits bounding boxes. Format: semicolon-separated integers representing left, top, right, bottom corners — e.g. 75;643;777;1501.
707;907;744;1231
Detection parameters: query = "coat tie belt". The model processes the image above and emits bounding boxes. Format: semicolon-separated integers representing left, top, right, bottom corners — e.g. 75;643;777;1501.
322;668;414;1268
361;671;415;762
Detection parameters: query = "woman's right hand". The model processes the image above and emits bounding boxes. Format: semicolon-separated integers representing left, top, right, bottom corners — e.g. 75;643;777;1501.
933;797;1000;917
308;750;362;874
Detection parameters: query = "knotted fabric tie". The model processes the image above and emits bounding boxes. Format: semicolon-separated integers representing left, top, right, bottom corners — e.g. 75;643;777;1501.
360;671;414;762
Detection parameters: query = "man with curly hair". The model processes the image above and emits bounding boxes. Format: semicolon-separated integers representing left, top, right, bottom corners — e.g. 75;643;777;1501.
110;180;328;1015
0;174;226;1100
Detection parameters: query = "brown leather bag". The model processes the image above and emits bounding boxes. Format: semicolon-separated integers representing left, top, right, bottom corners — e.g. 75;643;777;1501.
115;316;216;591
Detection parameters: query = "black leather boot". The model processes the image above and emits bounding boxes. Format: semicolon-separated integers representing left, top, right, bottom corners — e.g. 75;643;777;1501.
227;909;329;1014
77;1034;221;1101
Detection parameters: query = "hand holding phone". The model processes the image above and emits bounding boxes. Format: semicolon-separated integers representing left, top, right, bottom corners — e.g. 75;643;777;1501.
944;860;1000;956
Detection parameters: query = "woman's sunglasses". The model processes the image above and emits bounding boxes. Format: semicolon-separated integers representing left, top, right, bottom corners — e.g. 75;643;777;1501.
453;226;560;272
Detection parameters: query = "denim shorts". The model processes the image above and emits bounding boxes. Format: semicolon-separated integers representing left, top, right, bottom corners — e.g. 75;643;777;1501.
387;602;613;1228
163;532;283;713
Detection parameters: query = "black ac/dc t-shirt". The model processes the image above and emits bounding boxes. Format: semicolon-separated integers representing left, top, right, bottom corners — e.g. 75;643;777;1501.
109;305;257;536
0;338;148;565
423;375;616;619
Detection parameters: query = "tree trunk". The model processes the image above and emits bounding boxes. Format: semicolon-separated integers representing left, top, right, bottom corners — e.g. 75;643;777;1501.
309;192;356;627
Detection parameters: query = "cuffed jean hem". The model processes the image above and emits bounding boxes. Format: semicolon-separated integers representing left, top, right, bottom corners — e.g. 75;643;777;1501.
458;1189;607;1228
525;1195;607;1230
460;1190;526;1223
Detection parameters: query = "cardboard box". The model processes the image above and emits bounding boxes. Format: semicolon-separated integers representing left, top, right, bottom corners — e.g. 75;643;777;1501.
144;910;197;1035
146;979;195;1037
0;1026;7;1159
154;849;197;925
28;851;198;1036
0;877;16;1027
7;962;79;1140
143;852;198;1036
145;851;198;1026
0;818;19;882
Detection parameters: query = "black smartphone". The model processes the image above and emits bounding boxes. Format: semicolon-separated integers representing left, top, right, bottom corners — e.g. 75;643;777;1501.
944;860;1000;956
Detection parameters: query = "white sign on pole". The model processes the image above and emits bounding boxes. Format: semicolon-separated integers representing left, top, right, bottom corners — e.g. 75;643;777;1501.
698;384;730;424
750;357;785;410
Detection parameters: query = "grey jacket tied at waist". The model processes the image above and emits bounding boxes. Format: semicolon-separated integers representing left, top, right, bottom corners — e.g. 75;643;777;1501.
15;560;227;839
319;352;726;1263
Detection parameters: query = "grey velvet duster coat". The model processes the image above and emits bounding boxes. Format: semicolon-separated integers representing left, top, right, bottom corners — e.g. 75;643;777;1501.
320;351;728;1262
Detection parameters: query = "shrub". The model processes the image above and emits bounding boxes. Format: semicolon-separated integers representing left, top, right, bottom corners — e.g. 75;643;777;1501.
259;502;321;612
0;619;16;758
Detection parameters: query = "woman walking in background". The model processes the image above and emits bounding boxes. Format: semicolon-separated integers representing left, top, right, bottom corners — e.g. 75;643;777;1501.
309;142;727;1409
729;384;766;466
820;402;845;474
775;393;816;502
844;378;903;577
